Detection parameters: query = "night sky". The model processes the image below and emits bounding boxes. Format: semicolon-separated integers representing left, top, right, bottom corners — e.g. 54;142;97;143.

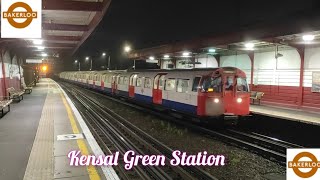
68;0;319;71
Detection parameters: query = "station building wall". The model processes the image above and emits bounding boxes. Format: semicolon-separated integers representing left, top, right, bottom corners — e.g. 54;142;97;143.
220;54;252;85
161;54;219;69
303;46;320;109
0;50;24;100
219;47;320;109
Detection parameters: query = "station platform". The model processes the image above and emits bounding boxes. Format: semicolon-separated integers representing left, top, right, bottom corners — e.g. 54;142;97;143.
0;78;119;180
250;104;320;126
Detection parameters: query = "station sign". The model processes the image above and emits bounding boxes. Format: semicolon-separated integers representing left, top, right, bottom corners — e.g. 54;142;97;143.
287;149;320;180
26;59;42;64
146;59;159;63
1;0;42;38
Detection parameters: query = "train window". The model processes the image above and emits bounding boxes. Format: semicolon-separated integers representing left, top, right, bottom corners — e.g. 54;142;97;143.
237;78;249;92
119;76;124;84
192;77;201;92
108;75;113;83
177;79;189;93
136;77;142;87
124;77;128;85
225;76;234;91
159;76;165;90
144;78;152;88
154;75;160;89
202;77;222;92
165;79;176;91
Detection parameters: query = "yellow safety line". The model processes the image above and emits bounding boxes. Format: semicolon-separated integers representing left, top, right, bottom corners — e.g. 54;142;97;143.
59;88;101;180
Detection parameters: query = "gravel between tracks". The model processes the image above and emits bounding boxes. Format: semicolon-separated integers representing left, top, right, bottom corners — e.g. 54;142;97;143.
79;89;286;180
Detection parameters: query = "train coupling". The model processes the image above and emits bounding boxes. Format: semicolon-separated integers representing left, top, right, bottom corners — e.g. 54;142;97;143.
223;114;239;125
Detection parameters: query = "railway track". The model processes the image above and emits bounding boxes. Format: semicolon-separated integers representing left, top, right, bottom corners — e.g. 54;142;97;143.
61;82;218;180
60;81;303;165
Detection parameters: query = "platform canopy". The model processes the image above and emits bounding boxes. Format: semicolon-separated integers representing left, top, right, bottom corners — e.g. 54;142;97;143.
0;0;111;59
128;14;320;60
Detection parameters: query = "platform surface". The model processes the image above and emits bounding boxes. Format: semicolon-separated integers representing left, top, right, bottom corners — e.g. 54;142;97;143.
250;104;320;125
0;78;119;180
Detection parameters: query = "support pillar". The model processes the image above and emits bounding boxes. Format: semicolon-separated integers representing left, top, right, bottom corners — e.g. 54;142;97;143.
214;55;220;67
248;52;254;88
296;46;305;108
1;50;7;98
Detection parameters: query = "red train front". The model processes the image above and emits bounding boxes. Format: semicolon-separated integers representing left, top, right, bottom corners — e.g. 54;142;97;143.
197;67;250;123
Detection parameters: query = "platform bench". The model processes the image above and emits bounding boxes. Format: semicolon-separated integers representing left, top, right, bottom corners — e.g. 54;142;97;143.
22;83;33;94
0;99;12;117
7;87;24;102
250;91;264;105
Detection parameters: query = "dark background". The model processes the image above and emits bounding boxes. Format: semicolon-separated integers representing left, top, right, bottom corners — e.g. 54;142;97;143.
65;0;320;71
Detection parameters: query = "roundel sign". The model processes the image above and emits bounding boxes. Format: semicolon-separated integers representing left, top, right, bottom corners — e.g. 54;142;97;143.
287;149;320;179
1;0;42;38
3;2;38;29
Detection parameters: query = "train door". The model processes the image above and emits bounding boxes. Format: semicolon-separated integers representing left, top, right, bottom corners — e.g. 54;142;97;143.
101;74;106;91
129;74;138;98
190;77;202;113
93;74;97;89
223;75;235;113
153;74;166;104
111;74;118;94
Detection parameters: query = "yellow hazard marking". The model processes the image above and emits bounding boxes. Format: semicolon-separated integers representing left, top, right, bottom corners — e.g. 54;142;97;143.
59;88;101;180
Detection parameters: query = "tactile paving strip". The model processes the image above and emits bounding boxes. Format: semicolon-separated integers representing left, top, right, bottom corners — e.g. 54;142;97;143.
23;89;54;180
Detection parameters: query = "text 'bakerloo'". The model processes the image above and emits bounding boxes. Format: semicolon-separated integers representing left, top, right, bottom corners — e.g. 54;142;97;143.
1;0;42;38
287;149;320;180
68;150;226;170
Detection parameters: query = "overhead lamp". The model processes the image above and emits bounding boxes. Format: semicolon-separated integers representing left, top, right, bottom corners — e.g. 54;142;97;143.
85;57;89;60
302;34;315;41
75;60;78;63
164;55;170;59
149;56;155;60
42;66;47;71
245;43;254;49
208;48;216;53
41;53;48;57
124;46;131;53
182;52;191;57
33;39;43;45
37;46;45;50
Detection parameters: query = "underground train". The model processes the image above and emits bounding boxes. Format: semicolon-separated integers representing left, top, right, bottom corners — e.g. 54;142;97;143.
60;67;250;123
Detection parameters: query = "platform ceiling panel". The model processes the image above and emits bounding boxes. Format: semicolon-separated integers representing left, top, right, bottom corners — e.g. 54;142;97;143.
44;30;85;37
43;11;96;25
2;0;112;59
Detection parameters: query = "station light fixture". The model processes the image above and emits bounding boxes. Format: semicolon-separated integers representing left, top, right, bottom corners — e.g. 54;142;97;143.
302;34;315;41
124;46;131;53
41;53;48;57
42;65;47;72
245;43;254;50
149;56;155;60
164;55;170;59
85;56;89;60
102;52;106;56
75;60;78;63
33;39;43;45
182;52;191;57
37;46;45;50
208;48;216;53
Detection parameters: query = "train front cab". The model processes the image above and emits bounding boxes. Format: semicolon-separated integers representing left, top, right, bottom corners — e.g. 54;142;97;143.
197;70;250;124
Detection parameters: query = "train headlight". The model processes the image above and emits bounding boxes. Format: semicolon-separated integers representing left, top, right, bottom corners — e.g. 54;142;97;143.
214;98;220;103
237;98;243;103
